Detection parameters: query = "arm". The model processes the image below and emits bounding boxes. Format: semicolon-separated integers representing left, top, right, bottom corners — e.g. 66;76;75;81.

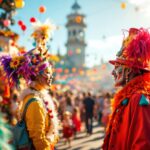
25;100;50;150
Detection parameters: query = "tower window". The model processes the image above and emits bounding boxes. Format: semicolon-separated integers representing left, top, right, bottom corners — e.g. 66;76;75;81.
73;30;76;36
79;30;84;36
69;31;71;36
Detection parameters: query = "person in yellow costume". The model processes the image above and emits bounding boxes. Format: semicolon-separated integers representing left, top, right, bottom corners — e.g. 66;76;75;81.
0;20;59;150
19;59;59;150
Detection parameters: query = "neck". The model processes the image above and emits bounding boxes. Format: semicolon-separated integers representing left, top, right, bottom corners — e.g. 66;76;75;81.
30;82;46;91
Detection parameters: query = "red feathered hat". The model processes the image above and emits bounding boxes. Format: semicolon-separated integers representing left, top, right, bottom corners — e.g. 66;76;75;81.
109;28;150;71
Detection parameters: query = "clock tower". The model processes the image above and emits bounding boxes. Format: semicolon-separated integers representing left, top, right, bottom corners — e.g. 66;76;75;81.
66;0;87;68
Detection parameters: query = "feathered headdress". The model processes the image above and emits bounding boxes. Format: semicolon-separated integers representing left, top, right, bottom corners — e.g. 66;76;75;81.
110;28;150;71
0;19;55;87
31;19;56;48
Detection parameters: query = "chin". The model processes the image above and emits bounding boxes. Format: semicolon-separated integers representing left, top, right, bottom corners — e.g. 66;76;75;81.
45;84;50;89
114;83;120;87
114;80;123;87
115;81;126;87
46;82;51;89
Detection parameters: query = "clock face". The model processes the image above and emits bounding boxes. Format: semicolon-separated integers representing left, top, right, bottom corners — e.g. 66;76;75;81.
75;16;82;23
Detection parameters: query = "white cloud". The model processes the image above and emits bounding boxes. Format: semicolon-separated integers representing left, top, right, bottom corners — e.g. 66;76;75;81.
87;35;122;63
128;0;150;17
89;35;122;50
128;0;148;5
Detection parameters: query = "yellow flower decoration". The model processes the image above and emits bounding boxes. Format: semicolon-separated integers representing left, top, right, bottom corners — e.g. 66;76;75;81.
10;56;22;69
31;19;56;44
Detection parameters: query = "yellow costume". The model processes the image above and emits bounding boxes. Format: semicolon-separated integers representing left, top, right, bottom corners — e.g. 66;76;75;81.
20;84;59;150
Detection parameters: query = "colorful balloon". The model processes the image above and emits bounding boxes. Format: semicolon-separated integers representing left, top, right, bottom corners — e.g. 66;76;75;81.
93;68;97;73
121;2;126;9
76;48;81;54
68;50;73;56
56;68;63;73
18;20;23;26
64;69;69;74
79;70;84;75
3;19;11;27
30;17;36;23
21;25;27;31
39;6;46;13
72;68;76;73
15;0;25;8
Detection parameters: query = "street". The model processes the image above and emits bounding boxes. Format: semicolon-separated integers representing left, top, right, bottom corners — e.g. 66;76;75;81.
56;123;105;150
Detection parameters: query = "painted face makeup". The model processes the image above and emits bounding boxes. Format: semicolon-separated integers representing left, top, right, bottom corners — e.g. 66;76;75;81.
41;67;53;87
112;64;126;87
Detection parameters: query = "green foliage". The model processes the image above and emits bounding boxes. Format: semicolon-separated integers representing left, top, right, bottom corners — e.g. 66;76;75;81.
0;113;13;150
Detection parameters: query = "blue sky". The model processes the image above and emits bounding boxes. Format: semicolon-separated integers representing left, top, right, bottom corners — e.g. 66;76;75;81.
10;0;150;67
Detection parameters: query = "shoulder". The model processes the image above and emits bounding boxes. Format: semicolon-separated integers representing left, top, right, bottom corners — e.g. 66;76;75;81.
25;96;43;109
19;88;36;101
21;94;43;113
129;93;150;106
129;93;142;106
24;97;45;119
129;93;150;115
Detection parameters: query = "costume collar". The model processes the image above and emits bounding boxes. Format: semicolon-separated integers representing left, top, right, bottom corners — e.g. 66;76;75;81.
113;72;150;109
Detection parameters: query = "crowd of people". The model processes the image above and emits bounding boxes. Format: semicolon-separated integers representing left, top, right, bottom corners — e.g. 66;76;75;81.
49;90;113;147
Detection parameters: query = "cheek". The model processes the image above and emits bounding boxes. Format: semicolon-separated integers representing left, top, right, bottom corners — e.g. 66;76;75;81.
115;68;126;86
112;69;115;76
115;67;123;78
43;73;50;79
39;74;49;84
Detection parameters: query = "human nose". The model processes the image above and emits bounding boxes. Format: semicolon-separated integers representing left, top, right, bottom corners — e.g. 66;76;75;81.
112;69;115;76
50;75;53;80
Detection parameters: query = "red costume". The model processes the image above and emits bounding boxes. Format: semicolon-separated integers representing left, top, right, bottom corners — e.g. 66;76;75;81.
72;114;81;132
103;28;150;150
103;73;150;150
62;117;73;139
63;127;73;139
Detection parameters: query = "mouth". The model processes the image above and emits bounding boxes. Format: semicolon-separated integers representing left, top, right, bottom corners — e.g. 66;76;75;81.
47;79;52;85
112;74;117;80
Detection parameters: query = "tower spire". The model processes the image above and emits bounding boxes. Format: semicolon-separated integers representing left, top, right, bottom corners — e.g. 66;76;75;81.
72;0;81;12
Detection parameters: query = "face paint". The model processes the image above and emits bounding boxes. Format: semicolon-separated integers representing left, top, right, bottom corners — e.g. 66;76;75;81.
43;68;53;86
38;67;53;88
112;64;126;87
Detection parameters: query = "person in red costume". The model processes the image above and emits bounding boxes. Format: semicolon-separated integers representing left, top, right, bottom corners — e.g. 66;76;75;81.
103;28;150;150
